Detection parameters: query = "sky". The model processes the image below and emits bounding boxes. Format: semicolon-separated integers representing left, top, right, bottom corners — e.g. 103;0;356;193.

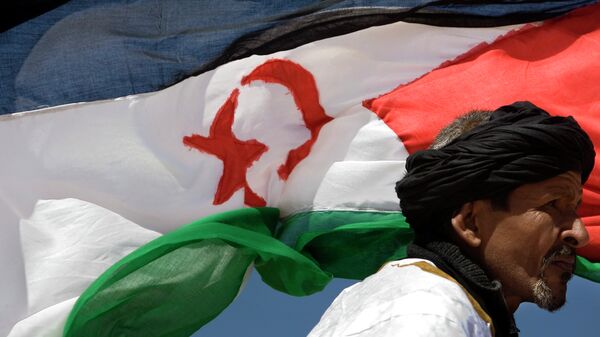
196;270;600;337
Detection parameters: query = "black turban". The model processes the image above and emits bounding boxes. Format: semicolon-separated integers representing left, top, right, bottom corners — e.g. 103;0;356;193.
396;101;595;237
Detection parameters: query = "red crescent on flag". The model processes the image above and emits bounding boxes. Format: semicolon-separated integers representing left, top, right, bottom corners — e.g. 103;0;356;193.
242;59;334;180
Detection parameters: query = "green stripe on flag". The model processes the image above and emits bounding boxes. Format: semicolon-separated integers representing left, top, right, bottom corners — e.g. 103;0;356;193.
63;208;413;336
282;210;413;279
575;255;600;282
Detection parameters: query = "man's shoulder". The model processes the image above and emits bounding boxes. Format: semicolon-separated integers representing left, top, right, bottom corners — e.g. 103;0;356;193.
308;258;492;337
368;258;475;307
374;258;466;294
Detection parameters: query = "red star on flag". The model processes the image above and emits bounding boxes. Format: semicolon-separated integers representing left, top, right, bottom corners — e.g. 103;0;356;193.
183;89;268;207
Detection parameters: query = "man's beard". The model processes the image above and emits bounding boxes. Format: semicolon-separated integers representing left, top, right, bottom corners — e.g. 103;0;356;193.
532;245;574;312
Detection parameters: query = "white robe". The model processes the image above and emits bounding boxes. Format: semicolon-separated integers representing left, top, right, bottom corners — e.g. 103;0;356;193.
308;259;493;337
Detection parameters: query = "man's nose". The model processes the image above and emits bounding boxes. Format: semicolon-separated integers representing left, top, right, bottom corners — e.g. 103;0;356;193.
562;217;589;248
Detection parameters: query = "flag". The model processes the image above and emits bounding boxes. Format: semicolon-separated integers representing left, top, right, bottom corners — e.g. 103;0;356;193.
2;1;600;336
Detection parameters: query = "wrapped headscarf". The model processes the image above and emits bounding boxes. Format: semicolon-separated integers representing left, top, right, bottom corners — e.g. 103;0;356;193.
396;101;595;240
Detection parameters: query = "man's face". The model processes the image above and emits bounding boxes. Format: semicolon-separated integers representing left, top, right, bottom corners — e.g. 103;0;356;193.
473;171;588;312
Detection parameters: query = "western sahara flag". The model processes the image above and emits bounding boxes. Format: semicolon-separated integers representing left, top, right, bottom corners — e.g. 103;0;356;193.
3;3;600;337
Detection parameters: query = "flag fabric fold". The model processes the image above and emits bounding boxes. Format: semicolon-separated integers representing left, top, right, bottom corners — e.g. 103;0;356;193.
63;207;411;336
288;210;412;280
8;199;161;337
63;207;323;337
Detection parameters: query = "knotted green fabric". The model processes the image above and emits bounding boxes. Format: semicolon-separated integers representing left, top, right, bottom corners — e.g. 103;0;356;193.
63;207;411;337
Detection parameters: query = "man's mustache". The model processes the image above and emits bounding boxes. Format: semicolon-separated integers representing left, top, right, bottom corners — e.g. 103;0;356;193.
546;245;575;261
541;245;575;281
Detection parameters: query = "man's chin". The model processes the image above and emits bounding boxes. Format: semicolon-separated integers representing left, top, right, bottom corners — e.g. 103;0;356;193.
532;276;568;312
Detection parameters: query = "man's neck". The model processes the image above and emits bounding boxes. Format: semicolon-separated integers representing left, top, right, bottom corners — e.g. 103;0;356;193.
407;241;520;337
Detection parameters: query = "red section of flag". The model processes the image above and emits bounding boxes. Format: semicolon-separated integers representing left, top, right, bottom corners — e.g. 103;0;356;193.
242;59;333;180
184;89;268;207
364;4;600;260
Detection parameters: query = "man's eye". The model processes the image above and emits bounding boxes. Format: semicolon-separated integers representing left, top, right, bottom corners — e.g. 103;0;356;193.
544;200;560;209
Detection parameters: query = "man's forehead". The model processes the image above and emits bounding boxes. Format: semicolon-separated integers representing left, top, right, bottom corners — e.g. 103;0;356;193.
513;171;582;200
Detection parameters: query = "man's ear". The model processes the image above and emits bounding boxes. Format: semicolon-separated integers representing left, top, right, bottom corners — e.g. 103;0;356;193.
451;202;482;248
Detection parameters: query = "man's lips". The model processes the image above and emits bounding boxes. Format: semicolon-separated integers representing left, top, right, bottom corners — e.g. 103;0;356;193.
549;257;575;273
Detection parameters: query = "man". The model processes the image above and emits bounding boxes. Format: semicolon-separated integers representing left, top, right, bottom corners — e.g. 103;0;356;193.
308;101;595;337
